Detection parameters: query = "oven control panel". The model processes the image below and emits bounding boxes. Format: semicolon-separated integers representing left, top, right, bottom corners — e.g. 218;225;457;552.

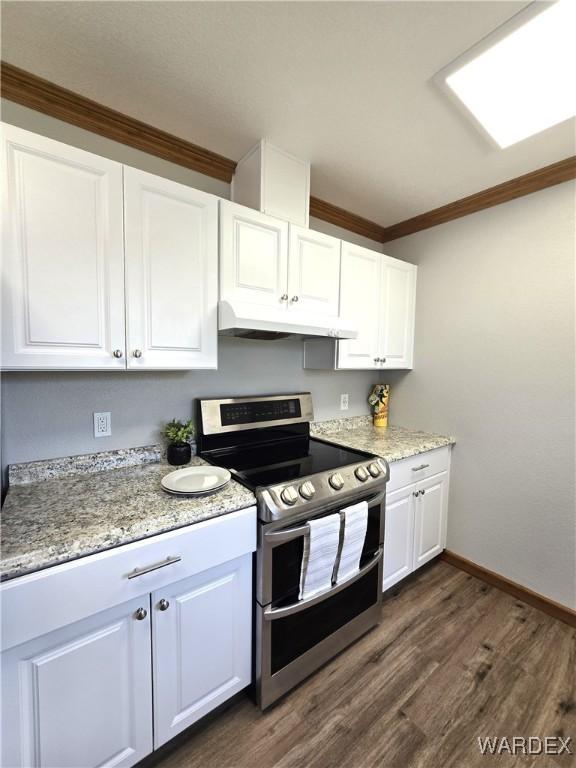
259;458;389;521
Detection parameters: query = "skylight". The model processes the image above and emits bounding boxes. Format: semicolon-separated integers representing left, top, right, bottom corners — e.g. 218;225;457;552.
445;0;576;148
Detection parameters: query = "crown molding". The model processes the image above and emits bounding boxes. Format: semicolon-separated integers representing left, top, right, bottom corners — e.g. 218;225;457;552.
309;196;386;242
381;156;576;243
2;61;575;244
0;61;237;182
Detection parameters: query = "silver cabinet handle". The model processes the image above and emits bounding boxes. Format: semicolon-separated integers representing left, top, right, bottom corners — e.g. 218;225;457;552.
127;555;181;579
290;295;299;302
380;357;387;363
412;464;430;472
280;294;288;302
413;491;419;497
132;349;142;358
158;599;170;611
374;357;379;363
113;349;123;358
134;607;147;620
421;489;426;496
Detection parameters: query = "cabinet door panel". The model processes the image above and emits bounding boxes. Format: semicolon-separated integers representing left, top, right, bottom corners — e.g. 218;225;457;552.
2;124;126;369
379;256;417;369
152;555;252;748
124;168;217;369
413;472;447;569
383;485;415;591
288;225;340;321
220;200;288;311
337;243;381;369
1;597;152;768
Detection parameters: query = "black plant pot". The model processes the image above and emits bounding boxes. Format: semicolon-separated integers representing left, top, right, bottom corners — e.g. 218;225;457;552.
167;442;191;467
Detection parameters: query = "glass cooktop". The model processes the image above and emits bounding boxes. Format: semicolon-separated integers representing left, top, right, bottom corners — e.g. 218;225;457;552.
203;437;372;489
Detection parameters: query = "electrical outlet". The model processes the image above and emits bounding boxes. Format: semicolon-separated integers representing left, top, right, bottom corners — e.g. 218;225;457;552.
93;412;111;438
340;394;349;411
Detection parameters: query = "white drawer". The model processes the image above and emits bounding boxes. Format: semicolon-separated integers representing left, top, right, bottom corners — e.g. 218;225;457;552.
387;447;451;493
1;505;256;651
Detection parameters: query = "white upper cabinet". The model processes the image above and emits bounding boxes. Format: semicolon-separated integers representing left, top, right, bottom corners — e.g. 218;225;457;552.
2;124;126;370
379;255;417;369
219;200;289;316
303;243;417;370
124;168;218;369
337;243;382;369
2;125;218;371
337;246;416;370
288;225;341;323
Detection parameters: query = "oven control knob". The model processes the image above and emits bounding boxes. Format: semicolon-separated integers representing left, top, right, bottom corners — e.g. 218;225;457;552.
329;472;345;491
368;462;381;478
355;466;369;482
299;481;316;500
281;486;299;505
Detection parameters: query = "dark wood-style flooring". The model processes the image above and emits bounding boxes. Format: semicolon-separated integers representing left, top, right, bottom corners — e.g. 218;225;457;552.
154;561;575;768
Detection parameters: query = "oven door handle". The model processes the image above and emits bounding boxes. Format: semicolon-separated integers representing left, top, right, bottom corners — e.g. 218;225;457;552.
263;549;382;621
263;523;309;545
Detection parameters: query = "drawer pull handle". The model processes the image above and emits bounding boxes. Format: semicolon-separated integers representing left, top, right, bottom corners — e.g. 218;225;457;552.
411;464;430;472
127;555;181;579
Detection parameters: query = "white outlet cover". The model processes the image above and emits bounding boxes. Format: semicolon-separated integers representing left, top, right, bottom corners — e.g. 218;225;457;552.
340;394;349;411
93;412;112;438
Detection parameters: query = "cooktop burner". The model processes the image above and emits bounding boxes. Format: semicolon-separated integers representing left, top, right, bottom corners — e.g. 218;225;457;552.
207;436;373;489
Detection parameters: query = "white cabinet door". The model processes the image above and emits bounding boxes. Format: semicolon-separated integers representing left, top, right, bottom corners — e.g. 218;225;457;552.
1;124;126;370
413;472;448;569
124;168;218;369
1;596;152;768
337;242;381;369
152;554;252;748
219;200;288;313
383;485;416;591
287;225;340;322
379;255;417;369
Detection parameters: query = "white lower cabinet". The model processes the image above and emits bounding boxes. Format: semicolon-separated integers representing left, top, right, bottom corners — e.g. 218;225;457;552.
382;448;451;591
413;472;447;569
1;508;256;768
382;485;415;591
1;596;153;768
152;556;252;748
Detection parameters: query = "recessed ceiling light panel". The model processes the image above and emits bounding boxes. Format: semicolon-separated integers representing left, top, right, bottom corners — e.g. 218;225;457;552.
443;0;576;148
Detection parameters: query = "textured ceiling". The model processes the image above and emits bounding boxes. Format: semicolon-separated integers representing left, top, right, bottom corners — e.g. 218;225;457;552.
2;1;574;225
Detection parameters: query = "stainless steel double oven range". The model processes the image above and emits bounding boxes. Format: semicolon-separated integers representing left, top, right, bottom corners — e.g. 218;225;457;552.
196;393;388;709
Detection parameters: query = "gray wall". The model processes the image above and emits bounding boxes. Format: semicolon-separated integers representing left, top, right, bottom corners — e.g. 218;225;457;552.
0;101;383;473
385;181;576;609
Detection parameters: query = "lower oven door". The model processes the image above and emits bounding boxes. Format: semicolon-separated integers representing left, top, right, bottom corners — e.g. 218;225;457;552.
255;490;385;709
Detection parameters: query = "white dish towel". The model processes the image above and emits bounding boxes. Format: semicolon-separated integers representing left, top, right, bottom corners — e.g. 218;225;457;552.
335;501;369;584
299;513;341;600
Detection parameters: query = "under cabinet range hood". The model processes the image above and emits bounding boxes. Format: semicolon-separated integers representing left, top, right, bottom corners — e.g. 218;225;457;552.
218;301;358;341
220;140;359;341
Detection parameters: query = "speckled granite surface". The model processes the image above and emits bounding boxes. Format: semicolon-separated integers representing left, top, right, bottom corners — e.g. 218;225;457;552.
311;418;455;463
1;456;255;582
9;444;164;485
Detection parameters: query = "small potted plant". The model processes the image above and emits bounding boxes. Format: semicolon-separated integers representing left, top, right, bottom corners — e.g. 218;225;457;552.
163;419;194;466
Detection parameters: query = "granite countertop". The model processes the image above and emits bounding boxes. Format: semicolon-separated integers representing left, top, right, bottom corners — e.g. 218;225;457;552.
1;417;454;583
311;416;455;463
1;454;256;583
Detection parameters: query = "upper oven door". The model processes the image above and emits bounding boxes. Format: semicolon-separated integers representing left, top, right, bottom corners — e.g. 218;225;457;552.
257;488;385;608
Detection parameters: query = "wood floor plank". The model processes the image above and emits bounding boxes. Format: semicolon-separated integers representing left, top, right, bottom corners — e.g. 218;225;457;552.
148;562;574;768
